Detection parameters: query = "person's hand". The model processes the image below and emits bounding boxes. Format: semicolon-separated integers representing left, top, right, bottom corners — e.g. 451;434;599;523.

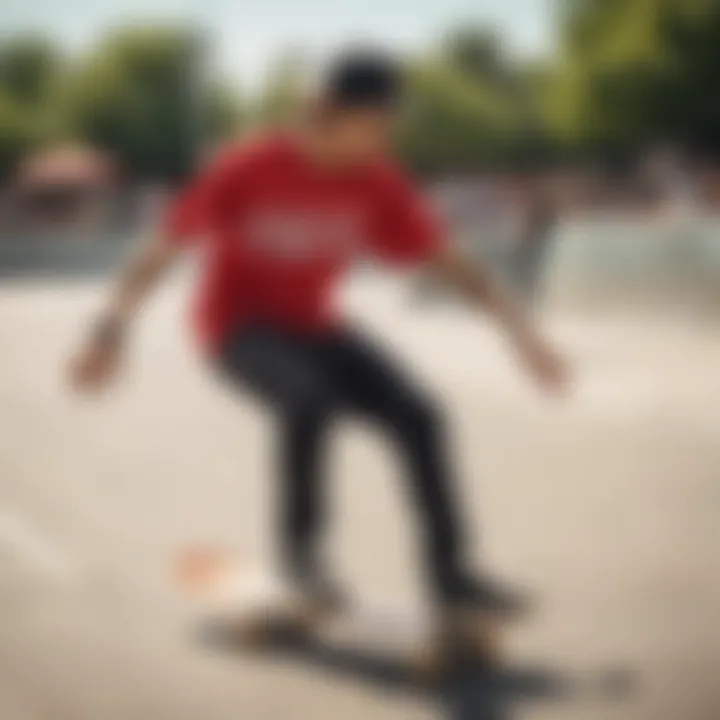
67;319;124;394
519;337;570;395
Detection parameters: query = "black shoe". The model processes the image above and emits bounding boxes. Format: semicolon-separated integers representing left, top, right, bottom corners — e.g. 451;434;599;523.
436;572;532;619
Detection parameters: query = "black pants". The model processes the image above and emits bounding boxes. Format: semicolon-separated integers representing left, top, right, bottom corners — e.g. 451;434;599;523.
216;324;471;593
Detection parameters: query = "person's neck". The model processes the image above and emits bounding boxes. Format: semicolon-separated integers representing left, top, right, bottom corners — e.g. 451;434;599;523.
295;125;353;171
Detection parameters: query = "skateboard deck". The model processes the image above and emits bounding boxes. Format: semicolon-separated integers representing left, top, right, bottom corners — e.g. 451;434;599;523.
175;548;503;681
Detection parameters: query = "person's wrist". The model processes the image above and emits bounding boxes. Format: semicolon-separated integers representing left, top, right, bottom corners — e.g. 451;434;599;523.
520;335;546;369
511;326;535;354
92;314;125;349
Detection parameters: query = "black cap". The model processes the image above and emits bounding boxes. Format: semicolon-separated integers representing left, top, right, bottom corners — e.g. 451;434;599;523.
323;48;404;109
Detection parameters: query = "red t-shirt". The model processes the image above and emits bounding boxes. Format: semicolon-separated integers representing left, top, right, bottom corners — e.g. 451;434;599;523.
163;133;442;351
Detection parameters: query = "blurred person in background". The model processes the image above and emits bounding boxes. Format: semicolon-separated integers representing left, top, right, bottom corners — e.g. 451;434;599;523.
640;148;704;279
421;172;510;301
642;147;702;226
68;48;567;618
507;172;559;309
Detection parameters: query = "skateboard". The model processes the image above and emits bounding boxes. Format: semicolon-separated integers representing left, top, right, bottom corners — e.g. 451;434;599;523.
175;548;503;682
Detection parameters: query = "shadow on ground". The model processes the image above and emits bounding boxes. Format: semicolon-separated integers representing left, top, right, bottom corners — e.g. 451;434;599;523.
196;626;636;720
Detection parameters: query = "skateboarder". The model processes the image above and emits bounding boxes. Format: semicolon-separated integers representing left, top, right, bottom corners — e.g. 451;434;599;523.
68;49;568;618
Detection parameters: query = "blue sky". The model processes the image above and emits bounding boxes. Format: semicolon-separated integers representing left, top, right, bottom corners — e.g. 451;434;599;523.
4;0;554;88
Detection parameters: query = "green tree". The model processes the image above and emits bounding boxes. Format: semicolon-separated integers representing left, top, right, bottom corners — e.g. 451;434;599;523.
549;0;720;160
0;35;61;107
253;47;309;126
399;56;519;172
0;35;64;177
63;26;243;181
399;26;554;172
0;98;43;180
443;26;509;90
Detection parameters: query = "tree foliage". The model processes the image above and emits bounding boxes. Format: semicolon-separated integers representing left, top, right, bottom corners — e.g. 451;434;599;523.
62;26;242;181
549;0;720;159
0;27;243;182
1;5;720;181
0;36;64;179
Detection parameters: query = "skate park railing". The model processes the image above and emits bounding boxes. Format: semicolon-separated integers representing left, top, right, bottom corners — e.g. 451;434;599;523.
2;217;720;319
0;234;131;278
543;214;720;315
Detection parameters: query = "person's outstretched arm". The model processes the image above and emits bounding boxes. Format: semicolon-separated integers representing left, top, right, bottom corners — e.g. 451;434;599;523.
67;141;241;394
371;165;568;394
429;245;568;392
68;233;181;393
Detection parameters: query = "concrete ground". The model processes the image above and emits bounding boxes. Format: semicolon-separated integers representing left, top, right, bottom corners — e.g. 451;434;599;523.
1;272;719;720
